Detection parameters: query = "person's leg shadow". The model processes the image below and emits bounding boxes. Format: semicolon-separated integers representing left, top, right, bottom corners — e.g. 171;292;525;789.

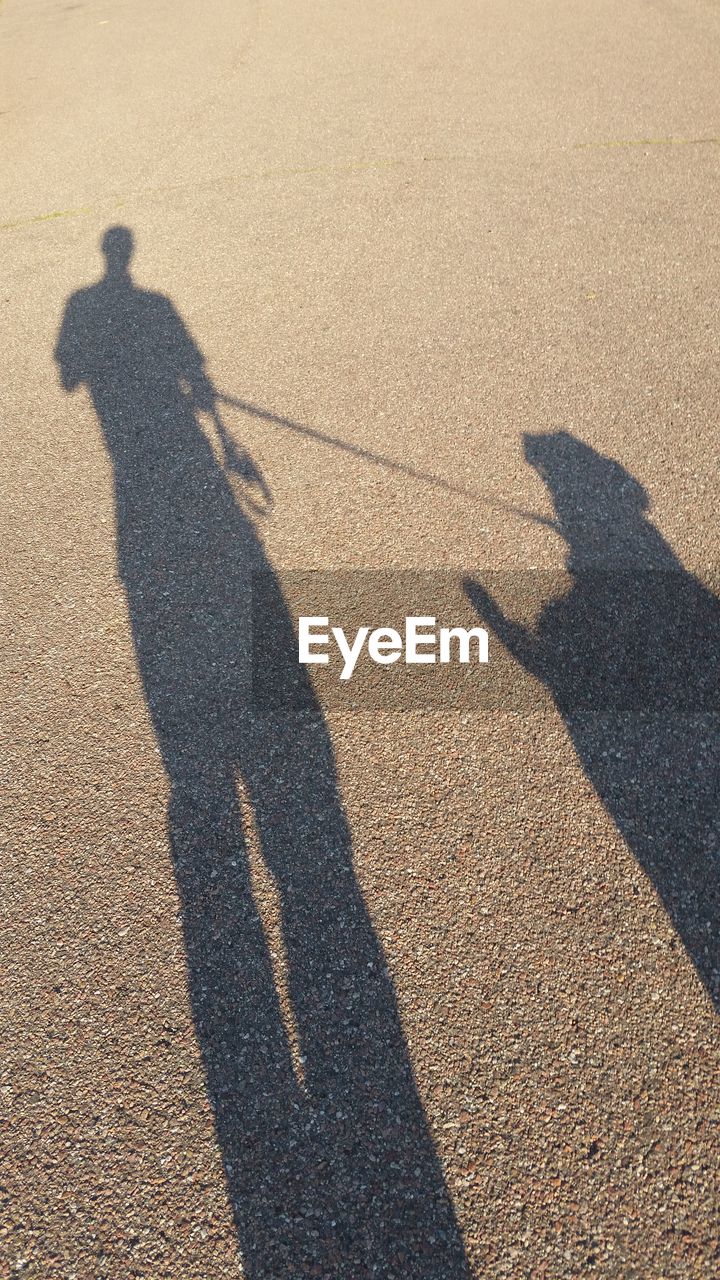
55;227;470;1278
465;431;720;1012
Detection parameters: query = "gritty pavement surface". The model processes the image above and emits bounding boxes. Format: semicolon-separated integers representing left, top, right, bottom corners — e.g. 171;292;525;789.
1;1;719;1277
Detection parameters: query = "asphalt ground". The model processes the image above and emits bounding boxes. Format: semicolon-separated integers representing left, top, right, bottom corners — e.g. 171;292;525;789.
1;1;719;1277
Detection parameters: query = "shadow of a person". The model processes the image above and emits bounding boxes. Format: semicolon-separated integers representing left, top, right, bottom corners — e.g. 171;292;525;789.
55;227;469;1278
466;431;720;1011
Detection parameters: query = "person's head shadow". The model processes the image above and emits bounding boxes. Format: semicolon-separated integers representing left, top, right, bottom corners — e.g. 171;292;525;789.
54;227;470;1278
465;430;720;1011
101;223;134;281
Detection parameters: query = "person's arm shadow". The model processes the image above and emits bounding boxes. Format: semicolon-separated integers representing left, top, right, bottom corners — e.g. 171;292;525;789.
54;293;87;392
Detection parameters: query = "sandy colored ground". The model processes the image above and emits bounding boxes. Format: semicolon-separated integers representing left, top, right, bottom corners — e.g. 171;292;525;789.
1;1;719;1276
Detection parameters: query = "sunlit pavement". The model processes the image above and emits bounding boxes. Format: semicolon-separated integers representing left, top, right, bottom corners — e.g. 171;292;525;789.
2;2;719;1276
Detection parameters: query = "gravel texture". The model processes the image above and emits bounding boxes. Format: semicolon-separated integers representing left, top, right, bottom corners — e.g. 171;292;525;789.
1;1;719;1277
